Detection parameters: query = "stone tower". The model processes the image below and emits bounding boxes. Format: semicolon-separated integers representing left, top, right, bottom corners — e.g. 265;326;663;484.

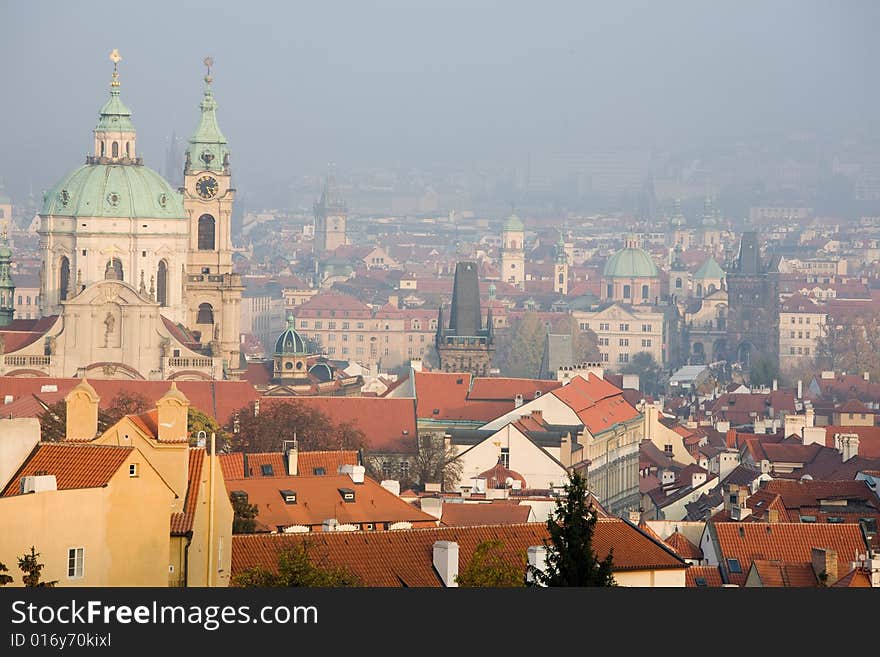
553;230;568;295
436;261;495;376
314;173;347;255
0;235;14;327
500;212;525;288
726;231;779;369
182;58;243;374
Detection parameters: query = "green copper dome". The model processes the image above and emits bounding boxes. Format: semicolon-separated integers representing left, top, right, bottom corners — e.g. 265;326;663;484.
186;69;229;173
603;238;659;278
693;256;725;280
503;213;524;231
96;87;134;132
41;164;185;219
275;316;308;355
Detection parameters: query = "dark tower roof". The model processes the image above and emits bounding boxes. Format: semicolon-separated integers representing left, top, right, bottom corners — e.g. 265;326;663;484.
732;231;761;275
447;261;483;337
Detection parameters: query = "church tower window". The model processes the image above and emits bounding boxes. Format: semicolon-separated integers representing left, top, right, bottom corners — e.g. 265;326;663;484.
112;141;119;158
59;257;70;301
197;303;214;324
198;214;215;250
157;260;168;307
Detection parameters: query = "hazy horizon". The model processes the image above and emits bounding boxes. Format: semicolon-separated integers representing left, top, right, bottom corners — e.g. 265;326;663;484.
2;0;879;206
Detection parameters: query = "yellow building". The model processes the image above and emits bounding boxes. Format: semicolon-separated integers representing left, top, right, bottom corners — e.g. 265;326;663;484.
574;303;666;369
0;420;175;586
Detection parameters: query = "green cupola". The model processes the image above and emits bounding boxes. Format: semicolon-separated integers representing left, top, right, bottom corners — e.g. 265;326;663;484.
91;49;138;163
186;57;229;174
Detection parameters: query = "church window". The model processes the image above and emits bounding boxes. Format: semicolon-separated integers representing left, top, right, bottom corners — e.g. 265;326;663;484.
675;278;682;289
558;273;564;284
105;258;123;281
623;285;631;299
59;256;70;301
157;260;168;307
642;285;649;299
197;303;214;324
606;284;613;298
198;214;216;250
125;142;130;157
100;142;105;157
112;142;119;157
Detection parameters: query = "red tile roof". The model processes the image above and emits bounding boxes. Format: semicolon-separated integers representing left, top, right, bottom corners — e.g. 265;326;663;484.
223;474;437;531
749;560;818;587
685;565;724;587
759;479;879;510
1;442;132;496
219;450;358;480
832;568;873;587
665;531;703;560
259;397;417;452
467;378;561;401
230;519;686;586
712;522;868;586
171;449;205;536
835;399;872;414
413;371;513;422
438;503;533;527
823;425;880;458
552;374;639;435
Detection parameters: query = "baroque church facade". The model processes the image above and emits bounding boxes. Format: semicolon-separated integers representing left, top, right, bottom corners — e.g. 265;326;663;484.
0;52;242;380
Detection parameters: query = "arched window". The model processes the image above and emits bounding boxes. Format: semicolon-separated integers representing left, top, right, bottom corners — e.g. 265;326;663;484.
198;214;215;250
708;283;717;294
558;272;564;284
606;284;613;298
623;284;631;299
59;256;70;301
125;142;130;157
197;303;214;324
112;142;119;158
675;278;682;289
157;260;168;307
105;258;123;281
100;141;105;157
696;283;703;298
642;284;649;299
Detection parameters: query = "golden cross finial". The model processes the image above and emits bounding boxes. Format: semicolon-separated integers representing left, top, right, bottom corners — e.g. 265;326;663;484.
204;56;214;84
110;48;121;87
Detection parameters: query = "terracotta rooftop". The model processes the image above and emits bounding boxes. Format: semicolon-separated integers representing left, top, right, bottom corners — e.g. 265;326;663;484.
685;565;724;588
832;568;873;587
711;522;868;586
438;503;533;527
835;399;872;414
223;474;437;531
219;450;359;480
665;530;703;560
467;378;561;401
230;519;686;586
749;560;818;587
1;442;133;496
171;448;205;536
413;371;513;423
552;374;640;435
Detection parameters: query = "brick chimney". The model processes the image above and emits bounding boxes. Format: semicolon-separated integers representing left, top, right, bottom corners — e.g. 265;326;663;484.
65;378;100;441
811;547;838;585
156;382;190;443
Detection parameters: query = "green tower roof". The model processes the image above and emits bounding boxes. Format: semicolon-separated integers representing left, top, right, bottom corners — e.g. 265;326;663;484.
693;256;725;280
96;50;134;133
603;236;659;278
186;59;229;173
503;213;524;231
274;316;308;355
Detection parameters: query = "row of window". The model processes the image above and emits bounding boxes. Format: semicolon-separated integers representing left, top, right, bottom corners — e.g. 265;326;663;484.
326;346;391;357
598;338;653;347
16;295;39;306
789;347;811;355
583;322;654;333
788;331;812;339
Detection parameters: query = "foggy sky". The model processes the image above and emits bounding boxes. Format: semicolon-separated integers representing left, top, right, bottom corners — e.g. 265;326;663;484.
2;0;879;202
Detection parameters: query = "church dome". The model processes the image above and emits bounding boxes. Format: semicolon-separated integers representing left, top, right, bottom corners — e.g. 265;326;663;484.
274;316;307;355
41;164;185;219
503;213;524;231
603;236;659;278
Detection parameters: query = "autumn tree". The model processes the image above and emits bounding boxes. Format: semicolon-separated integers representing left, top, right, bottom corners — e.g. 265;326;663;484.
748;355;780;388
413;432;462;490
188;407;228;449
551;314;600;364
18;547;57;588
816;309;880;383
37;390;151;442
493;311;548;378
621;351;663;395
529;472;615;587
230;493;259;534
227;401;367;453
456;539;526;587
232;541;360;587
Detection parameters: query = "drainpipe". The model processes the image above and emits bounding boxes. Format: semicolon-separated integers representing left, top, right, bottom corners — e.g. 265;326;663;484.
207;433;216;586
183;533;192;587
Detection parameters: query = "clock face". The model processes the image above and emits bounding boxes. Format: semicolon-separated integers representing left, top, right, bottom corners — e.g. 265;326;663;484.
196;176;218;200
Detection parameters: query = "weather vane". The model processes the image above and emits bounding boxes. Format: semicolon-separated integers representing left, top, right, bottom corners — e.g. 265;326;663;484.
110;48;121;87
204;56;214;83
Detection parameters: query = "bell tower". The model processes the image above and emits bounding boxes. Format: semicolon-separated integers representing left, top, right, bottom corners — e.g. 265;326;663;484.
314;172;347;255
553;230;568;296
181;57;243;375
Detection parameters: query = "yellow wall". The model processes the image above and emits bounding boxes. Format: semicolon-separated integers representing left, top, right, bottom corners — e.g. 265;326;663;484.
615;568;686;587
0;450;173;586
184;453;233;587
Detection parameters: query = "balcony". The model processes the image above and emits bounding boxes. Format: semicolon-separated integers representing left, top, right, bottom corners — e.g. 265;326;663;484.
167;357;213;368
4;355;51;367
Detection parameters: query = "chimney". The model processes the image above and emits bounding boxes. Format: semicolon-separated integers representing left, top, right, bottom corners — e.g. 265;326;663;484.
797;379;803;400
64;378;100;441
531;409;543;423
433;541;459;587
772;378;778;391
811;547;838;585
527;546;548;586
380;480;401;496
691;471;707;488
410;358;423;373
283;440;298;476
338;464;365;484
864;372;870;382
420;497;443;519
514;394;524;408
835;433;860;461
156;382;190;443
767;508;779;523
0;418;40;487
805;408;815;427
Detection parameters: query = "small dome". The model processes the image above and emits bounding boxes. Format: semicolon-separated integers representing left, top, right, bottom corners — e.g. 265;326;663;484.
308;362;334;382
603;238;659;278
0;243;12;260
478;461;527;489
41;164;185;219
503;213;524;231
275;316;307;355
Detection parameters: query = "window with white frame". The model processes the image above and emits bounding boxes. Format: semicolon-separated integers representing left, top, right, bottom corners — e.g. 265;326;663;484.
67;547;84;579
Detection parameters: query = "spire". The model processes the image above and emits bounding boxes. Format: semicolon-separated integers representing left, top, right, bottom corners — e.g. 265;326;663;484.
670;198;685;228
555;229;567;264
186;56;229;173
95;48;134;133
318;166;346;211
93;49;137;163
0;229;14;327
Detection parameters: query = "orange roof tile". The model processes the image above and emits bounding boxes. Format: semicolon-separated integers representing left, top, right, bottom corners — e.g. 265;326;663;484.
1;442;132;496
223;474;437;530
219;450;358;480
414;371;514;422
439;503;533;526
749;560;818;587
467;378;561;401
171;449;205;536
260;397;417;452
832;568;873;587
665;531;703;560
712;522;868;586
686;565;724;587
231;519;686;586
550;374;640;434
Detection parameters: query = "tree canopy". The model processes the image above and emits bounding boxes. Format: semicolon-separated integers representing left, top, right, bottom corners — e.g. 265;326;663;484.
18;546;57;588
530;472;615;587
232;541;359;587
621;351;663;395
456;539;526;587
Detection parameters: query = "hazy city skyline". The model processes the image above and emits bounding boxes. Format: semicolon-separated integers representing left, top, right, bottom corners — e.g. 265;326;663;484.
2;1;879;203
